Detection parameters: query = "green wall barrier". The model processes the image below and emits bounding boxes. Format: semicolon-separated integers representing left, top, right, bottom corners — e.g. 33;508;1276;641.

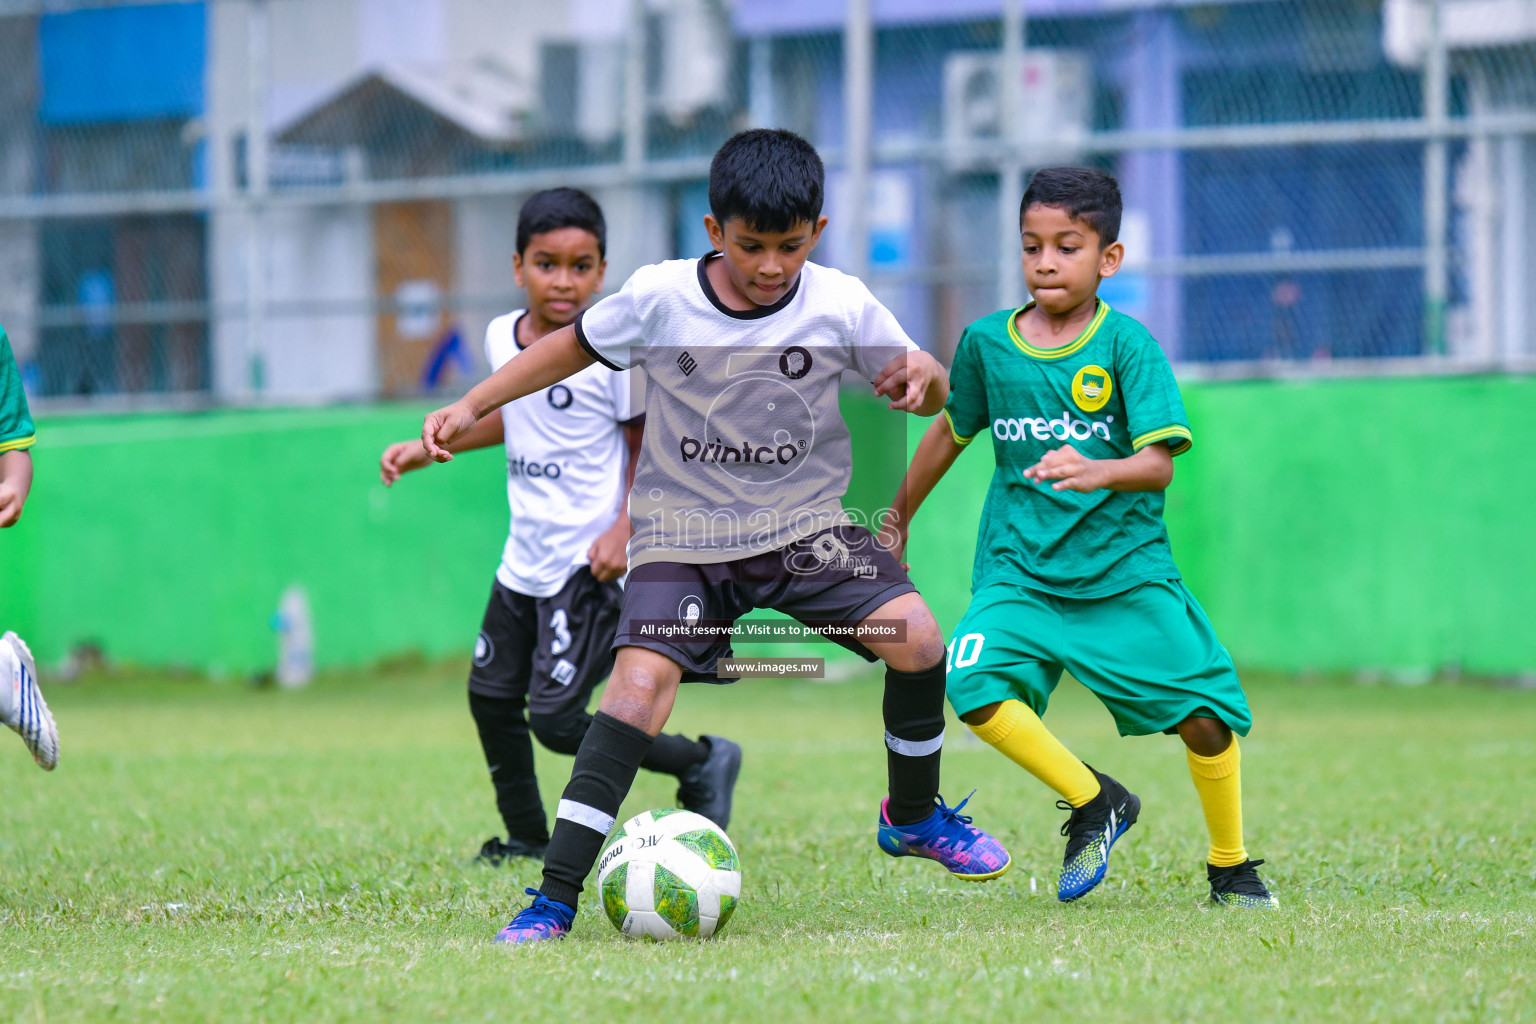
906;374;1536;677
1;375;1532;677
0;406;508;676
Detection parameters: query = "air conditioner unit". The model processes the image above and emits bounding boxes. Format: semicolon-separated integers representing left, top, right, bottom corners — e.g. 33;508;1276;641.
1384;0;1536;66
943;49;1092;171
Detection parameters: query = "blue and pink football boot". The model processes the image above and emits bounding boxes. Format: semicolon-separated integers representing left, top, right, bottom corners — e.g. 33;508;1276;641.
877;791;1012;881
494;888;575;944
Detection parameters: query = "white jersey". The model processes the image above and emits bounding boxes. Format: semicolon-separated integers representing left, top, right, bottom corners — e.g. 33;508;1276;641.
574;255;918;568
486;311;641;597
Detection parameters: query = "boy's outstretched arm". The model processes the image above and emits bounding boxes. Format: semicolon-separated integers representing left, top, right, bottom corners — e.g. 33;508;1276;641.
873;350;949;416
423;325;594;461
878;415;968;562
0;449;33;528
1023;441;1173;493
380;414;504;486
587;419;643;582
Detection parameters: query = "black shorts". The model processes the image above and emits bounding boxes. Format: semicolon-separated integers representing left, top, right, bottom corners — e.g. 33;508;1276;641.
468;568;622;716
613;524;917;682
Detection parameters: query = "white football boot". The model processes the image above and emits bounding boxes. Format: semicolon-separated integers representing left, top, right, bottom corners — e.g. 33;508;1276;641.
1;631;58;770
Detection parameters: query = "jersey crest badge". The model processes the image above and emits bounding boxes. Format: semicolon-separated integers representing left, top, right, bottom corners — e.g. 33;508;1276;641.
1072;365;1113;412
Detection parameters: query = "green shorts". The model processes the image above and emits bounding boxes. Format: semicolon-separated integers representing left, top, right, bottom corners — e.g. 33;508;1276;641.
945;579;1251;737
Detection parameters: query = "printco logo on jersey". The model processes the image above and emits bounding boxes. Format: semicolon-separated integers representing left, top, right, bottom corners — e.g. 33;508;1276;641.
507;454;564;479
679;434;807;468
675;343;820;486
993;411;1114;444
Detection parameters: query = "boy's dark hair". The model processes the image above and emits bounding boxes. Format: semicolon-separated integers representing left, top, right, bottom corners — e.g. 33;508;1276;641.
516;187;606;256
1020;166;1122;246
709;129;825;233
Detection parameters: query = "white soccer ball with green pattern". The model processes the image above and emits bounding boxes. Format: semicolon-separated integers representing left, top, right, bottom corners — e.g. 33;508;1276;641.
596;808;741;940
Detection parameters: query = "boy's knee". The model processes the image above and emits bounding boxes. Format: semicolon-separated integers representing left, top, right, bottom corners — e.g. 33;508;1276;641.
468;690;527;727
1178;713;1233;757
598;649;681;731
880;598;946;673
959;701;1002;727
611;661;667;703
529;710;590;755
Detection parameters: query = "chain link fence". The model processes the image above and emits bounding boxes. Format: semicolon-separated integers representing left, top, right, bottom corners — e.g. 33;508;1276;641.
0;0;1532;407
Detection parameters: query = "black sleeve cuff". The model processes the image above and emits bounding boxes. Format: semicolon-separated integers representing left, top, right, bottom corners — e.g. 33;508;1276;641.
574;311;626;371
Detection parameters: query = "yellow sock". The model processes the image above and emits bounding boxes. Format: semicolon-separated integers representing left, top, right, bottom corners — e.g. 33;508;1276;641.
1187;738;1248;867
967;699;1100;807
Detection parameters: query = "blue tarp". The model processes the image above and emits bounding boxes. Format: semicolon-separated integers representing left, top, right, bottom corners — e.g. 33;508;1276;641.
39;3;205;125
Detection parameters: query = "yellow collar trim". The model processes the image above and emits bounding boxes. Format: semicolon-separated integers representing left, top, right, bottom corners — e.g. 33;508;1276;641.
1006;299;1111;360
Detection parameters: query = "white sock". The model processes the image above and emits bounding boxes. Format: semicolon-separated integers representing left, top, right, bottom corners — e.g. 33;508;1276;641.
0;641;17;724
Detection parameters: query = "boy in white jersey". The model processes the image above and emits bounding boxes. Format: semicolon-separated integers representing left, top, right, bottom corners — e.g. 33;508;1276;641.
420;131;1012;944
379;189;740;864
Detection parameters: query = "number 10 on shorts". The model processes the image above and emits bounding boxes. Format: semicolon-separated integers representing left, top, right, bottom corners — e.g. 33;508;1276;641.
948;632;985;672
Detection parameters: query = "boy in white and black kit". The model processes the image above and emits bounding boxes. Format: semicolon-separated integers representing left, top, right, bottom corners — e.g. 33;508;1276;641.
421;132;1012;944
380;189;741;864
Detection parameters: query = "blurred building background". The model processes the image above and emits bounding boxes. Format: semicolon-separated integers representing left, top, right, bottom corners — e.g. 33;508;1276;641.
2;0;1535;681
1;0;1534;409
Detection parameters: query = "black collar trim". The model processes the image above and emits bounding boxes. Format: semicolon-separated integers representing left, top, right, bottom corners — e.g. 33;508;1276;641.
511;310;530;350
696;252;802;320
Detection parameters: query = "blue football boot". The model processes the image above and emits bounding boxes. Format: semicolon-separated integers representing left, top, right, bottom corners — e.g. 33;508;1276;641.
494;888;576;944
1056;766;1140;902
878;791;1012;881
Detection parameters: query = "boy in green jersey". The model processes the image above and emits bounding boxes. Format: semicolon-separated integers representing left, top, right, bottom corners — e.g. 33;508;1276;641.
883;167;1276;908
0;326;59;770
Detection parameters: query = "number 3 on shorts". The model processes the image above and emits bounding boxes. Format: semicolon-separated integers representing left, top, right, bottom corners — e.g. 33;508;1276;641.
947;632;985;672
550;609;573;656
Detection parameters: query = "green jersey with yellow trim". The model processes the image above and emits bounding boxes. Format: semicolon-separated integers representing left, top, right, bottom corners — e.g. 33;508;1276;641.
942;300;1191;598
0;327;35;455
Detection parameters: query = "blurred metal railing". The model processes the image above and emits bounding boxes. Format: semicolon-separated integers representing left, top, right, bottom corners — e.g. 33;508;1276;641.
0;0;1530;407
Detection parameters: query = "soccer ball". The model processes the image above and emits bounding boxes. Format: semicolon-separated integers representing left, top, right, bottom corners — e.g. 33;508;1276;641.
596;808;741;940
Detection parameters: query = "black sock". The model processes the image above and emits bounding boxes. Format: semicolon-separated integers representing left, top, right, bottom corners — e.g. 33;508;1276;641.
643;733;709;777
531;708;706;779
468;691;549;843
539;711;653;908
883;661;947;826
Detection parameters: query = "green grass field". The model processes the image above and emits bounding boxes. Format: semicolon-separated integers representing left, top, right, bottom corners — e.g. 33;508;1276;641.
2;664;1533;1023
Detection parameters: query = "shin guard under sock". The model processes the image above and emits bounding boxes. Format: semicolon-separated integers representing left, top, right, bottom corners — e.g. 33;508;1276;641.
468;691;548;843
538;711;653;908
642;732;710;778
1187;738;1248;867
967;699;1101;807
883;661;947;825
530;706;706;779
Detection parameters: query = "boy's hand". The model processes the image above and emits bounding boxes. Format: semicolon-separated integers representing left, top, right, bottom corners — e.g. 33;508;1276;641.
873;351;945;414
379;440;432;486
587;517;632;583
1023;444;1112;492
0;480;24;528
421;401;479;462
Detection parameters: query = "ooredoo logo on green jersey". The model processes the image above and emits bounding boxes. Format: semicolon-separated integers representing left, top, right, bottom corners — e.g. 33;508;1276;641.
993;411;1113;444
